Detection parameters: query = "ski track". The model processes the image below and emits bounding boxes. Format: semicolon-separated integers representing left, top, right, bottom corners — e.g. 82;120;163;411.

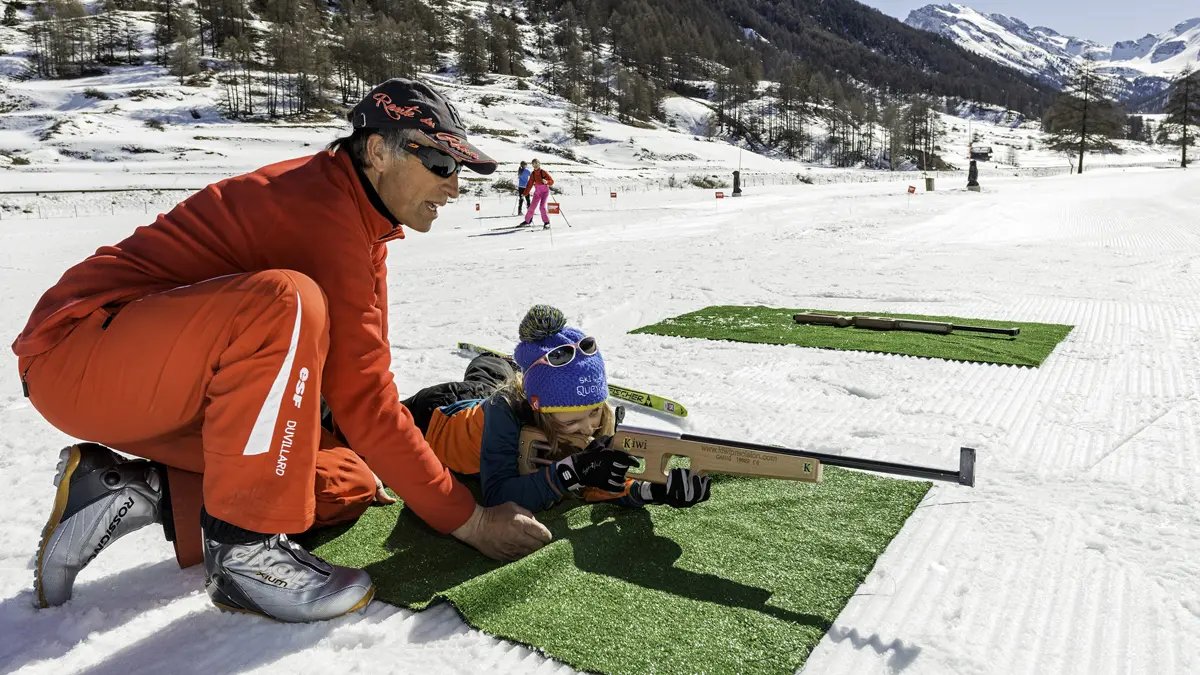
1;169;1198;674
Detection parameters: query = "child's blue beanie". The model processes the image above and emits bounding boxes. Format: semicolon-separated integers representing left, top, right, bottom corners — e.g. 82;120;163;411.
513;305;607;413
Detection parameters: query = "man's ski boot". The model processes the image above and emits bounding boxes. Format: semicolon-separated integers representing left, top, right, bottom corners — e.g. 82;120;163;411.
203;532;374;622
35;443;165;607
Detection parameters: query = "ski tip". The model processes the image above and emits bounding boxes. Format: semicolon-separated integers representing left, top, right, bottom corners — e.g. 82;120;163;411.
456;342;514;361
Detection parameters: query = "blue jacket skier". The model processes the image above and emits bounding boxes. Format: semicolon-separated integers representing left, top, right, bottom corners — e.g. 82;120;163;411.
517;161;532;215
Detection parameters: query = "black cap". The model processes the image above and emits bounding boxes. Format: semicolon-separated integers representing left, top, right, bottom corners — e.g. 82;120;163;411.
349;78;497;176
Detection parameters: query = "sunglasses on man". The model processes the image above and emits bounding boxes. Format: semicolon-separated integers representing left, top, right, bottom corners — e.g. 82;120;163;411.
403;142;462;179
525;337;599;372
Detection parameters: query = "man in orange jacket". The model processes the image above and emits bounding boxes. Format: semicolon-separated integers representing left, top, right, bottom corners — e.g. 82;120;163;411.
15;78;552;623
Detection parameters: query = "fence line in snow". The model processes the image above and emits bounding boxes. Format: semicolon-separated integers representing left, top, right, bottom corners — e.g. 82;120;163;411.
1;161;1181;221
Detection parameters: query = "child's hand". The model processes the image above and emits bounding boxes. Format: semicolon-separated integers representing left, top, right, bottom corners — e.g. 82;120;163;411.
373;475;397;505
639;468;711;508
554;436;637;492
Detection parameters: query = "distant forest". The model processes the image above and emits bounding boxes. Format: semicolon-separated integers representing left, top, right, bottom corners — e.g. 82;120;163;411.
9;0;1067;167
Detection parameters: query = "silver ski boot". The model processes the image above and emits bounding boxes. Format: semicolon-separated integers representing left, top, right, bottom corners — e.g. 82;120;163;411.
36;443;164;607
203;533;374;622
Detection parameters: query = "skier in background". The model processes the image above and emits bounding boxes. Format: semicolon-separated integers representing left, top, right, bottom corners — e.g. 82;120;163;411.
516;160;531;216
521;158;554;229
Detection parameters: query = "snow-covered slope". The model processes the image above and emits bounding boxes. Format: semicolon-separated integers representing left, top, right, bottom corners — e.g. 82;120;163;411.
906;4;1200;103
905;5;1084;85
2;160;1199;675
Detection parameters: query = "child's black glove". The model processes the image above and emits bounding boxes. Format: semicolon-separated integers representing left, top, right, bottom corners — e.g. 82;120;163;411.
639;468;711;508
554;436;637;493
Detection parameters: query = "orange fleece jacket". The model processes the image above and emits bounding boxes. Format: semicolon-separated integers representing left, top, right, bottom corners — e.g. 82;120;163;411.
12;150;476;534
522;168;554;195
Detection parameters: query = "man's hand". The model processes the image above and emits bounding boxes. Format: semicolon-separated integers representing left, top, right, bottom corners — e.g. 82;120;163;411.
451;503;552;561
554;436;637;492
639;468;711;508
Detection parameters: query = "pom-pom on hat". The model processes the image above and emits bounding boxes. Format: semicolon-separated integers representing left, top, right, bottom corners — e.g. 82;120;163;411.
513;305;608;413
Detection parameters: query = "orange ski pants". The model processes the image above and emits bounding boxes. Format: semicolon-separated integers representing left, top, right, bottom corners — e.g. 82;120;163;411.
19;271;376;534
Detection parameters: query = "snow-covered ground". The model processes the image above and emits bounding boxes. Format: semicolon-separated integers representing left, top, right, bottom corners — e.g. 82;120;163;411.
1;161;1197;674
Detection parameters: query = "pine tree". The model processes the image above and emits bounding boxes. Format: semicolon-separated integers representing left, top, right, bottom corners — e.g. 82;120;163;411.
456;13;488;85
220;35;243;116
551;21;585;98
485;5;510;75
1042;58;1124;174
118;11;138;63
881;103;903;170
153;0;181;65
29;0;93;78
584;48;609;114
564;84;594;141
863;96;879;165
773;63;809;159
1127;115;1147;143
480;7;525;77
168;15;198;85
95;1;121;64
1157;67;1200;168
195;0;248;58
503;14;525;76
899;96;945;171
533;12;551;61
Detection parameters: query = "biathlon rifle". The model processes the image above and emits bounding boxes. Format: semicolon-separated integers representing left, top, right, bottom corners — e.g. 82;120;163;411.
794;312;1020;337
518;425;975;487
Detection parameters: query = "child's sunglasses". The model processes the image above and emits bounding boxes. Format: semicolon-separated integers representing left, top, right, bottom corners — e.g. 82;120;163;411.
526;337;599;372
403;142;462;179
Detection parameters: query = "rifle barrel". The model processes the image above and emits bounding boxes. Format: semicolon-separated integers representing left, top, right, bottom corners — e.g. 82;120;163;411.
618;425;975;486
682;433;975;486
950;324;1021;337
794;313;1019;338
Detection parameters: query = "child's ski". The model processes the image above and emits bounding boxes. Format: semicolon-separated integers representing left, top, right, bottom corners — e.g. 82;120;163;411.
457;341;517;364
456;342;689;418
606;384;689;418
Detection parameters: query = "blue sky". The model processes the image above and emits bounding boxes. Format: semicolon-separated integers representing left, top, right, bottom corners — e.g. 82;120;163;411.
858;1;1194;44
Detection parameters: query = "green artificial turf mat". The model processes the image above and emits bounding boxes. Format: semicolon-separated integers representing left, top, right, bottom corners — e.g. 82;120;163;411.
631;306;1073;367
300;469;931;675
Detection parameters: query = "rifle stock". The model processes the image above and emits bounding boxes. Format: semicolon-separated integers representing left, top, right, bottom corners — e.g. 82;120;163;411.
518;426;821;484
517;425;976;487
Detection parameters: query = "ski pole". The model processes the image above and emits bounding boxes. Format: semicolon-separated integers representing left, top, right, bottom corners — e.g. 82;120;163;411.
558;201;572;228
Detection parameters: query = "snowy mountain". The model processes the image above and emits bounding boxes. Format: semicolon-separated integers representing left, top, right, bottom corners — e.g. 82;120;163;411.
905;4;1200;106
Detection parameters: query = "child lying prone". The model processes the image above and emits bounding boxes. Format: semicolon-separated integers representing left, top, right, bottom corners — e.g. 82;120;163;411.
399;305;710;512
